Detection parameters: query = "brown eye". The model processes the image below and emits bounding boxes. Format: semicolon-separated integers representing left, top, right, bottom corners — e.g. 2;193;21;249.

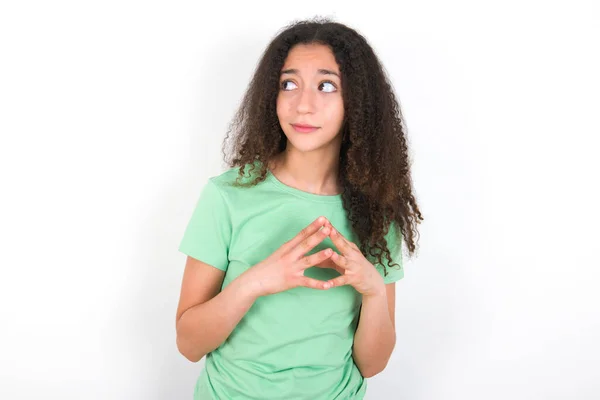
281;80;298;91
318;81;337;93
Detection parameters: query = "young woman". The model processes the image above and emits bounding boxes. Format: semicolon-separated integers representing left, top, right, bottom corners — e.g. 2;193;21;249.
176;17;423;400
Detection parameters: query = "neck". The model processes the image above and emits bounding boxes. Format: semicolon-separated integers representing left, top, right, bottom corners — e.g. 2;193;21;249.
269;146;341;196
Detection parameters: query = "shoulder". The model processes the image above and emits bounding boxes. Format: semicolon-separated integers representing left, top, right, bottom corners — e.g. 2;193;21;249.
209;166;242;188
207;162;265;198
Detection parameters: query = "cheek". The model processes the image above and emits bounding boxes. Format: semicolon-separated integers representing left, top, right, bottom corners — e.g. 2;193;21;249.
325;98;345;126
276;97;283;118
276;96;291;120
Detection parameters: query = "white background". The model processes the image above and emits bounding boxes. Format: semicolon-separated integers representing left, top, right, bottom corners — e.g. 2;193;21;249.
1;1;599;399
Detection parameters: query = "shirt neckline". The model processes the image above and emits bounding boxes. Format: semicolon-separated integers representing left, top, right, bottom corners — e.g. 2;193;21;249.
265;169;343;204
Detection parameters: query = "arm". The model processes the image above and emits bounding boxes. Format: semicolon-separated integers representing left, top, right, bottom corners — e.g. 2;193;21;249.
175;256;260;362
176;217;337;362
352;283;397;378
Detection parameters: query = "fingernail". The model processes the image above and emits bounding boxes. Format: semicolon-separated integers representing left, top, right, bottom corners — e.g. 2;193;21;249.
324;282;331;289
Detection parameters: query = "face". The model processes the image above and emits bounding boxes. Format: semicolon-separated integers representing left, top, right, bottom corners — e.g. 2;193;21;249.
276;43;344;154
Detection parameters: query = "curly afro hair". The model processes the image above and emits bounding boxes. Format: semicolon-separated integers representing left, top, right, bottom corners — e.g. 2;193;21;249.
221;16;423;277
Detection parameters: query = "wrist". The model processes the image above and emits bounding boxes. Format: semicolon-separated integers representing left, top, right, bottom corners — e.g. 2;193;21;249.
363;284;386;299
233;271;264;300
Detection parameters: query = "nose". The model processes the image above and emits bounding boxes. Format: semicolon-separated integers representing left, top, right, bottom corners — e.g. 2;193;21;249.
296;85;317;114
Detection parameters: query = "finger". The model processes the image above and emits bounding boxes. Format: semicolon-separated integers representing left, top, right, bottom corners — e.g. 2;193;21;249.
297;248;333;270
330;225;353;246
324;275;350;289
298;276;331;290
330;251;350;269
288;225;331;260
312;258;345;274
311;258;336;269
328;226;352;255
280;216;328;255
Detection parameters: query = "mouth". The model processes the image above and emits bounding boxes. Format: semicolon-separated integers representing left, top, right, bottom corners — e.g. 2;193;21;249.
291;123;320;133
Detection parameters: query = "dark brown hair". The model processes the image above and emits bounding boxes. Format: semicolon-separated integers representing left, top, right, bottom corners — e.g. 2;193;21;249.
222;16;423;276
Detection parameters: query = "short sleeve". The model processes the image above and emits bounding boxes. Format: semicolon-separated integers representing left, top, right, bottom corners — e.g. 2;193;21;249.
373;222;405;284
178;179;232;271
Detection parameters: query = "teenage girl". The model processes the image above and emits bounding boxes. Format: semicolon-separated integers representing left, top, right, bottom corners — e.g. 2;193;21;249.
176;17;423;400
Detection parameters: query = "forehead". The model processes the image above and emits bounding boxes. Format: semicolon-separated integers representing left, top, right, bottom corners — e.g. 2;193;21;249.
282;43;340;73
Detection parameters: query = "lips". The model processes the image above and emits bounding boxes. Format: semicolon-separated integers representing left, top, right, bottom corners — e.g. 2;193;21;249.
291;123;319;133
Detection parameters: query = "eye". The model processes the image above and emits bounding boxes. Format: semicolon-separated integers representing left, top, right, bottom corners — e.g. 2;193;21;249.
280;80;297;91
319;81;337;93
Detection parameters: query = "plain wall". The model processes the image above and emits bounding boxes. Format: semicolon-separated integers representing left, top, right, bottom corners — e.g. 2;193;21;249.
1;0;598;399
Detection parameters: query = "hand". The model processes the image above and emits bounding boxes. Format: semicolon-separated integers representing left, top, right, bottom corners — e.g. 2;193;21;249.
239;216;335;297
315;222;386;297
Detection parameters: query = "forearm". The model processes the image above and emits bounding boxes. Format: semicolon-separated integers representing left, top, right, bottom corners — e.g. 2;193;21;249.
176;275;259;362
352;290;396;377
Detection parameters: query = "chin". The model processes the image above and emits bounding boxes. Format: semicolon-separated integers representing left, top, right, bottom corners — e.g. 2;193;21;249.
285;138;334;153
283;130;340;153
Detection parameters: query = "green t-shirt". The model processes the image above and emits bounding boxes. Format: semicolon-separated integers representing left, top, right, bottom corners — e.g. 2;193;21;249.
178;165;404;400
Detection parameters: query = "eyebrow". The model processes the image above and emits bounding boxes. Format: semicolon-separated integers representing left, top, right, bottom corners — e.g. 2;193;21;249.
280;68;340;78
